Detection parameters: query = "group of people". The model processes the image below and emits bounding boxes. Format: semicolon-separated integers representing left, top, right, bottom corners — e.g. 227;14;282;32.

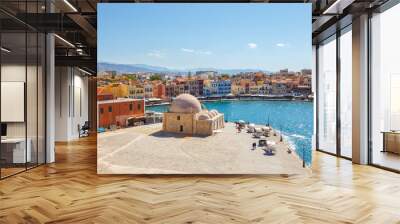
251;141;276;156
234;121;247;133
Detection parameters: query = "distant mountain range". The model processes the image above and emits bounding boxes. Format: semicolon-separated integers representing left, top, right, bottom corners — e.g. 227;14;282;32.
98;62;269;75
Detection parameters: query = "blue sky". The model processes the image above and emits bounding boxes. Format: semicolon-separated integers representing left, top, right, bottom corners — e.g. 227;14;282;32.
98;4;311;71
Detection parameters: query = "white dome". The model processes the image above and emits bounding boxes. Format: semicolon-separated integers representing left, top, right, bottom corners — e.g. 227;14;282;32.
169;94;202;113
198;113;211;120
209;110;218;117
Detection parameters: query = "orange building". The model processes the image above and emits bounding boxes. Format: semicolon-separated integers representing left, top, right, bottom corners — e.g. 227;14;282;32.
98;83;129;99
98;98;145;128
152;83;166;99
97;93;113;101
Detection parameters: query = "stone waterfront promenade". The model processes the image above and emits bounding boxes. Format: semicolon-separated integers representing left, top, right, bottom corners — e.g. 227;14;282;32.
98;123;308;175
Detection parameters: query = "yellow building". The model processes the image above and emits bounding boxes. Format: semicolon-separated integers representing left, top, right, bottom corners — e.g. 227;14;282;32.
128;84;144;99
163;94;224;136
101;83;129;98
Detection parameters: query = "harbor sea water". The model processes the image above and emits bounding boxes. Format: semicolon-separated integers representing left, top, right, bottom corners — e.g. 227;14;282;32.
148;100;313;165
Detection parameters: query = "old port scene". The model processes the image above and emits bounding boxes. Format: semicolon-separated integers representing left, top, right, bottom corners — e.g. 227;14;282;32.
97;68;313;174
97;4;313;174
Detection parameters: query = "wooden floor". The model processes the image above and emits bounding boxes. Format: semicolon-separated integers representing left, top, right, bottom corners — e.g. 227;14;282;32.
1;136;400;224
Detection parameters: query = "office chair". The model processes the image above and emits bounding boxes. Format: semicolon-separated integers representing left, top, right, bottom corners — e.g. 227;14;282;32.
79;121;90;138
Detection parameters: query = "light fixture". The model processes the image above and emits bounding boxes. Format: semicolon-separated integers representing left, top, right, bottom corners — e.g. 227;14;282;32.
54;34;75;48
1;47;11;53
78;67;92;76
76;48;84;55
63;0;78;12
322;0;355;15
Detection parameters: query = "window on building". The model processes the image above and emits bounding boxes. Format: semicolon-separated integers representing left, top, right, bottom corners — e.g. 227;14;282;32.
108;106;112;113
177;115;180;120
137;103;141;110
180;125;183;132
100;108;104;114
129;103;133;111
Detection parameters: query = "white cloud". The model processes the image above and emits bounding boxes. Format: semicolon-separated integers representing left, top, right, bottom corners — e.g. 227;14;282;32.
147;50;163;58
248;43;257;49
181;48;212;55
276;43;287;47
197;50;212;55
181;48;195;53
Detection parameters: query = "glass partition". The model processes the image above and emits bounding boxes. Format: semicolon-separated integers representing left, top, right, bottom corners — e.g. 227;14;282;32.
370;3;400;171
317;35;337;154
1;31;28;177
27;31;38;169
339;27;352;158
37;32;46;165
0;2;46;179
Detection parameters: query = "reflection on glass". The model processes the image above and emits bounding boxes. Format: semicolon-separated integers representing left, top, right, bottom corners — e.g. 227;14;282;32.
340;28;352;158
27;31;38;169
318;36;337;154
38;33;46;165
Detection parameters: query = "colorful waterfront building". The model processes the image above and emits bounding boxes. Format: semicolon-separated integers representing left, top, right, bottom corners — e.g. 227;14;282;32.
143;82;153;98
163;94;224;136
99;83;129;99
98;98;145;129
152;82;166;99
128;84;144;99
97;93;113;101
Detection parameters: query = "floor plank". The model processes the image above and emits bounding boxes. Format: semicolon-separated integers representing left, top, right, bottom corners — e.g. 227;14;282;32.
1;135;400;224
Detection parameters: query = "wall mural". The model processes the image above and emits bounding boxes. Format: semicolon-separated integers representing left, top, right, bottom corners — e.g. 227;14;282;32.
97;3;313;174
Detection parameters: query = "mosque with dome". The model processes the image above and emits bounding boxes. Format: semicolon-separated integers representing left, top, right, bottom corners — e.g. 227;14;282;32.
162;94;225;136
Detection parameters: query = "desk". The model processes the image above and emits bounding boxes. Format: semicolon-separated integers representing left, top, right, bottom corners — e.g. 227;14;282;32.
1;138;31;163
382;131;400;154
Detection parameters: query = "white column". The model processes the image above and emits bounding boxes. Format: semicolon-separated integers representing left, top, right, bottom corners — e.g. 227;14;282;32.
46;32;55;163
352;14;369;164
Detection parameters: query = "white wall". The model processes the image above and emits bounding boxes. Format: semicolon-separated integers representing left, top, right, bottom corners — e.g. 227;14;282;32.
54;67;89;141
1;63;46;164
1;64;26;138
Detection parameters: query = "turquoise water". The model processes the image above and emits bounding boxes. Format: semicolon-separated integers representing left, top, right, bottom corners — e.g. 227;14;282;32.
147;100;313;165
